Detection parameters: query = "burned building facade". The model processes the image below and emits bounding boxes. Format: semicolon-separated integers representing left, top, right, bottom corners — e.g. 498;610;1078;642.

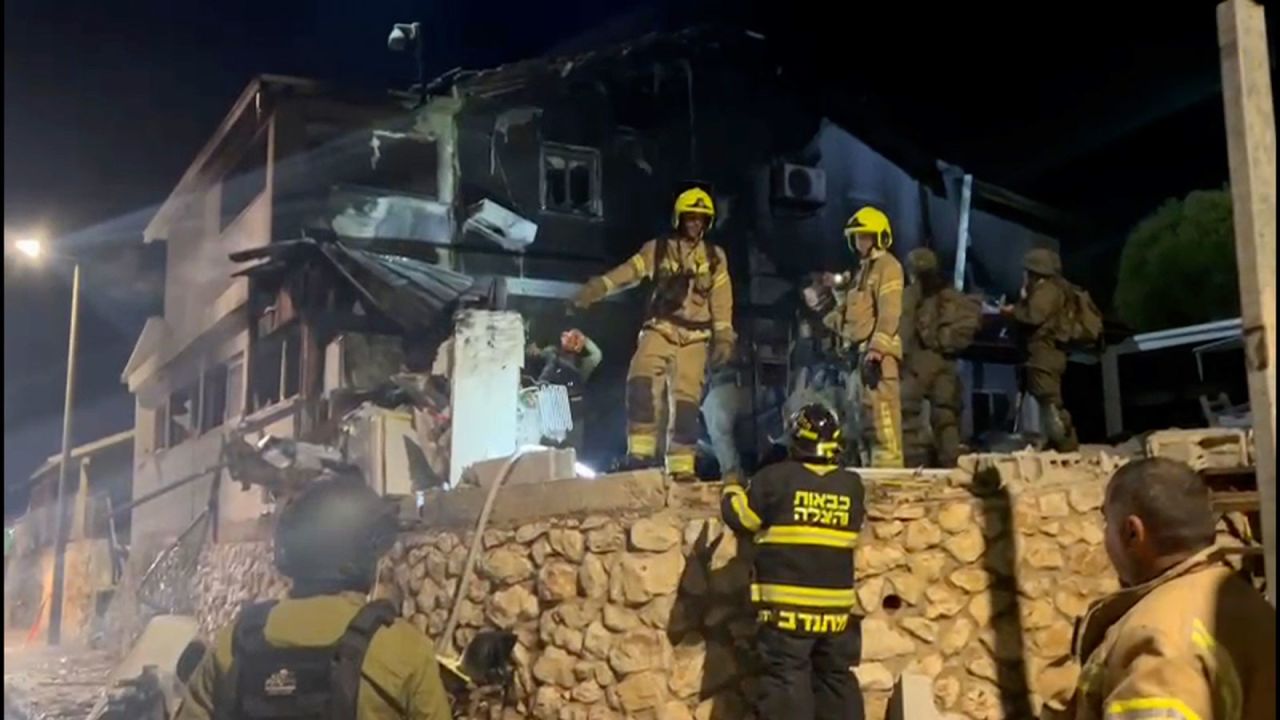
123;32;1063;546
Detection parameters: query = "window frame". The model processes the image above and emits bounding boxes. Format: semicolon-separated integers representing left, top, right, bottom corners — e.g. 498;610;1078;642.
539;142;603;220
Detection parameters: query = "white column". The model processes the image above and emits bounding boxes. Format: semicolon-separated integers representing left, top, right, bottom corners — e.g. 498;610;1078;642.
1218;0;1277;604
448;310;524;487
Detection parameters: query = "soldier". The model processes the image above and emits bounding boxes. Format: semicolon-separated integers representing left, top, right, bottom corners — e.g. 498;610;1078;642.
813;207;905;468
900;248;980;467
1001;248;1079;451
572;188;735;481
176;474;452;720
721;403;867;720
1043;458;1276;719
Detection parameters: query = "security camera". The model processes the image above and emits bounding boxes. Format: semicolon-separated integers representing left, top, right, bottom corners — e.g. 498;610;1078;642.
388;22;421;52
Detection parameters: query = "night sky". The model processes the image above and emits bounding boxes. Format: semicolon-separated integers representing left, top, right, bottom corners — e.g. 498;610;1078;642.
3;0;646;514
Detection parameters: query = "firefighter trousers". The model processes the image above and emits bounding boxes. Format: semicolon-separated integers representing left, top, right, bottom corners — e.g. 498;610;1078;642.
757;622;865;720
626;328;709;476
861;355;904;468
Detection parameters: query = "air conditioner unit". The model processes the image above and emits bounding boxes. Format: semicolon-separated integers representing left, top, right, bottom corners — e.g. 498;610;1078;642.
771;163;827;206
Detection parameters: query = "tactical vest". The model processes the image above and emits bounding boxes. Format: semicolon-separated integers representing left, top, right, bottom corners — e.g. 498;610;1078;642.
647;237;719;330
216;599;398;720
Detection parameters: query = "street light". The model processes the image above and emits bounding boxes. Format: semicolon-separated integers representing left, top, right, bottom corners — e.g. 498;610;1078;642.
10;235;81;646
15;238;43;260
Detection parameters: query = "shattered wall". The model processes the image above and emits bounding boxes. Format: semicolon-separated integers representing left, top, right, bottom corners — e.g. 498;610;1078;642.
190;451;1172;719
3;538;113;647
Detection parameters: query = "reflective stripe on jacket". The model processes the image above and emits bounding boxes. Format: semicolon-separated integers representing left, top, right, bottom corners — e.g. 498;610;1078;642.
720;460;865;615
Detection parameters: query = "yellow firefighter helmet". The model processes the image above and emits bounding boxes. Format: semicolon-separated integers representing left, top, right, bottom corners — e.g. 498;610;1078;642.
844;206;893;251
672;187;716;229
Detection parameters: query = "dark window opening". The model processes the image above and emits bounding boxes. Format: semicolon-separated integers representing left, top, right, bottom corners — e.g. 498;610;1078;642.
221;130;269;230
250;326;301;411
154;401;168;451
201;364;229;432
541;143;601;218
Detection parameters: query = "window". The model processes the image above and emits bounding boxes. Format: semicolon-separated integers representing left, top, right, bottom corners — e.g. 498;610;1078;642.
220;130;269;230
167;385;198;447
250;326;301;411
153;402;169;451
201;364;229;432
541;143;602;218
226;355;245;421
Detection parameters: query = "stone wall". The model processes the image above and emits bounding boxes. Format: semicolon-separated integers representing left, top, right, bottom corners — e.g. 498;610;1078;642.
191;453;1172;720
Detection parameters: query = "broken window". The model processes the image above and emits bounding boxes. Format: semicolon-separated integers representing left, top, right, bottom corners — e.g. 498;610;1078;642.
220;130;269;230
201;364;229;432
541;143;602;218
250;326;302;411
167;385;198;447
153;402;169;451
226;354;245;421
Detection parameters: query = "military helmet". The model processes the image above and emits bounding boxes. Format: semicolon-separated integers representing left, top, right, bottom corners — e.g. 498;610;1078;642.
844;206;893;252
788;403;843;463
1023;248;1062;277
906;247;940;276
274;473;397;588
671;187;716;229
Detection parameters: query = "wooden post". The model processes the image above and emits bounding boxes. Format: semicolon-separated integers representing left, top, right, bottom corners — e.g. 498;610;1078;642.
1218;0;1276;605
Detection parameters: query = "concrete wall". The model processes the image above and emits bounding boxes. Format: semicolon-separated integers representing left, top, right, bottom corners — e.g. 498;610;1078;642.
190;450;1214;720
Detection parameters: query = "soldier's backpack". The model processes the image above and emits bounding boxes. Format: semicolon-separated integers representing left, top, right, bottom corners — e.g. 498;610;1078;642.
1052;279;1105;348
933;288;984;354
219;599;398;719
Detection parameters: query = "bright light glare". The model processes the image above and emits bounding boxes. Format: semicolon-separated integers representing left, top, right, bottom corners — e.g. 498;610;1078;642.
15;238;43;260
574;462;597;479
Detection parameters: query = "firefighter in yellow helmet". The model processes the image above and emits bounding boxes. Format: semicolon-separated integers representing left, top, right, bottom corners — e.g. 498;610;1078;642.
571;187;735;480
816;207;905;468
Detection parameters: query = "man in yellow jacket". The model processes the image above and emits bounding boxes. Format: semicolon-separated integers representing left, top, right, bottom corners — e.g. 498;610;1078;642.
1045;457;1275;720
572;187;735;480
176;474;452;720
815;207;904;468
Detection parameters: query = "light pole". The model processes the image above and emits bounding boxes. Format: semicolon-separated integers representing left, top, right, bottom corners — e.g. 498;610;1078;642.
14;237;80;646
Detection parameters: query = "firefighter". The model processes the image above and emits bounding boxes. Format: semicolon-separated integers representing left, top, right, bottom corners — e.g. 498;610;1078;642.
571;187;735;480
900;248;977;467
1001;248;1078;451
721;403;866;720
1043;457;1276;720
813;207;904;468
176;474;452;720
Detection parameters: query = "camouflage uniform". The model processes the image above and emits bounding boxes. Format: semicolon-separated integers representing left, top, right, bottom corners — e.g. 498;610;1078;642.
900;249;964;467
1012;248;1079;452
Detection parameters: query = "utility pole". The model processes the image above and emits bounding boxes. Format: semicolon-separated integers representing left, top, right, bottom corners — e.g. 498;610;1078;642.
48;263;81;644
1218;0;1276;605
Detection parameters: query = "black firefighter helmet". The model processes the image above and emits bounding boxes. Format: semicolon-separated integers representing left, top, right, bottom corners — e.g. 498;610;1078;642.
788;403;843;463
274;472;398;592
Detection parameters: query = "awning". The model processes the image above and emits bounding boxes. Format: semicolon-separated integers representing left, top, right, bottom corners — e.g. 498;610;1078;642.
231;232;485;333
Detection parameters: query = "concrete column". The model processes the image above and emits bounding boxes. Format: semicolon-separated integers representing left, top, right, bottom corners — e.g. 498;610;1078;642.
71;458;90;541
448;310;524;486
1218;0;1277;604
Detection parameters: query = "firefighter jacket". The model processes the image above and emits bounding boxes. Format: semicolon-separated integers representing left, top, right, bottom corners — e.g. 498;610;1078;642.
721;460;866;632
1047;546;1276;720
177;592;452;720
599;236;734;346
824;250;904;359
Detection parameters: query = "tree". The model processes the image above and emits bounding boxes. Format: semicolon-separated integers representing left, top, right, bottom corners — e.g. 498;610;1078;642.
1114;189;1238;332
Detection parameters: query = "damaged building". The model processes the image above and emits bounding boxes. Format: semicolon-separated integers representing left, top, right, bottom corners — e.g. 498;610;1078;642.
121;30;1067;546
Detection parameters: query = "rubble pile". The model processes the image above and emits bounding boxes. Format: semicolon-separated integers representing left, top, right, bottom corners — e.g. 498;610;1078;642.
2;646;117;720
